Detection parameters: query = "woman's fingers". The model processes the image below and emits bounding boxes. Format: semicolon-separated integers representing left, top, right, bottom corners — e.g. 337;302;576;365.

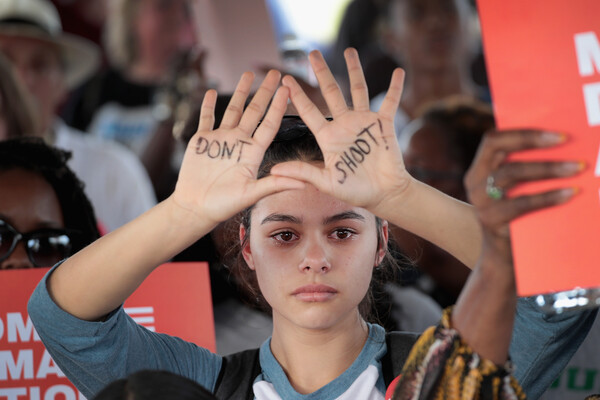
477;188;577;237
220;71;255;129
196;89;217;132
282;74;328;134
308;50;348;118
344;48;370;112
377;68;405;121
270;160;329;190
250;174;306;203
252;86;290;148
468;160;584;205
238;70;282;134
466;130;567;185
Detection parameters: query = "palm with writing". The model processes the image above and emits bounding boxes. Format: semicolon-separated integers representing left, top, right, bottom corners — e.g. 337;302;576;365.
271;48;408;215
173;70;304;226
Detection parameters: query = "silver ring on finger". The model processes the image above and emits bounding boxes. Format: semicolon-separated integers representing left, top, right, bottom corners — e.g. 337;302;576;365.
486;175;504;200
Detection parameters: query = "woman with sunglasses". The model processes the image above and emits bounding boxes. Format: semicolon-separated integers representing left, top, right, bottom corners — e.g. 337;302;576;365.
29;49;584;399
0;137;99;270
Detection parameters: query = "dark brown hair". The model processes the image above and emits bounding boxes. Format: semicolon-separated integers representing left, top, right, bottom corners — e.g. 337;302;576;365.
224;117;408;325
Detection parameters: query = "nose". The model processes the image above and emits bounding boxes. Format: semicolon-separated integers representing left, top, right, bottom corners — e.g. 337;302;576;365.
298;236;331;273
0;243;34;270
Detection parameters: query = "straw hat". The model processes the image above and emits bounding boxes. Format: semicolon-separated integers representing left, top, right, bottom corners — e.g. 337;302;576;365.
0;0;100;88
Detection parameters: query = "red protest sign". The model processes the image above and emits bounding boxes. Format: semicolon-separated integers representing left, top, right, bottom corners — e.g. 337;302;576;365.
477;0;600;296
0;263;214;399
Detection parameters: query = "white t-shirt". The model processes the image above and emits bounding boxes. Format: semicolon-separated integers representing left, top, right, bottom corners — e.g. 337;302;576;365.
53;119;156;231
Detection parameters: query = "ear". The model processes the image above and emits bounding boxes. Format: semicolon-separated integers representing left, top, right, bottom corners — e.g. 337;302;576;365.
375;220;389;267
240;223;255;270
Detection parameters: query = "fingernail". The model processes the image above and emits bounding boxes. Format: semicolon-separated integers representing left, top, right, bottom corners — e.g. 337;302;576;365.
540;132;567;144
558;187;578;200
560;161;586;174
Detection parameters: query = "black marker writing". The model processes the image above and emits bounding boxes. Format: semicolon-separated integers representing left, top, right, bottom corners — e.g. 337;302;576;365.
195;137;251;162
377;119;388;150
336;119;387;184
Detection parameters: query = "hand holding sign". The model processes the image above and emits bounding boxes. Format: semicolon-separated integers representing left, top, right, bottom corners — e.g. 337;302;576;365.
465;130;583;264
174;70;305;227
271;48;408;214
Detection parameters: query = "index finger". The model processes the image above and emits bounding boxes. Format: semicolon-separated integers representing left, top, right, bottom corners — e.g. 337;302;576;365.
308;50;348;118
282;74;328;135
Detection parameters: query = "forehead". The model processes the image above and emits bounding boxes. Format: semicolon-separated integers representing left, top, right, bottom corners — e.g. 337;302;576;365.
251;185;374;226
0;168;64;231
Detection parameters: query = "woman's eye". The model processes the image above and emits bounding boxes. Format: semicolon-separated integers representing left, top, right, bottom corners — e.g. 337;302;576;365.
332;229;353;240
273;231;296;242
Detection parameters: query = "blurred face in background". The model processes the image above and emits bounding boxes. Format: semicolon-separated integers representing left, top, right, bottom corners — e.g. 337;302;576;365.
403;121;466;201
133;0;197;72
387;0;473;73
0;37;66;134
0;168;65;270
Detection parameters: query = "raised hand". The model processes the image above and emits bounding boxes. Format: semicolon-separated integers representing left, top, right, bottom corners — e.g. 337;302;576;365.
173;70;305;226
464;130;581;261
453;129;582;364
270;48;407;214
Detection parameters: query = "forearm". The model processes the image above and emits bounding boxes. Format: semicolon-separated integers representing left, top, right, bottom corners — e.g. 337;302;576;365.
375;177;481;269
47;196;215;321
451;241;516;365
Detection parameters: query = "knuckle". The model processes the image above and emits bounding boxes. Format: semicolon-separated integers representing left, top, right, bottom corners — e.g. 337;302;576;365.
226;104;243;115
245;102;263;114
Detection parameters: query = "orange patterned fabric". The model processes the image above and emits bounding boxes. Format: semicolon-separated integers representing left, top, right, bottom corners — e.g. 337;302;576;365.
392;308;527;400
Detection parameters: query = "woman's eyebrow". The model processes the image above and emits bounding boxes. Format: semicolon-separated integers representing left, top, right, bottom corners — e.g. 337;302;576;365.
261;213;302;225
323;211;365;225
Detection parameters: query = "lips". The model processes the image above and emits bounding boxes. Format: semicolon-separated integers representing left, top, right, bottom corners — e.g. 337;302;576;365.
292;284;338;302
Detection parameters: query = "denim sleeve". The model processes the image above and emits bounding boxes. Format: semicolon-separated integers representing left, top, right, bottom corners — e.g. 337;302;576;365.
510;296;597;400
27;265;223;399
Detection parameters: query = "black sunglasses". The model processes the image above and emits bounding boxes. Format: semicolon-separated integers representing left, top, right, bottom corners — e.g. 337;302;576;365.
0;219;73;268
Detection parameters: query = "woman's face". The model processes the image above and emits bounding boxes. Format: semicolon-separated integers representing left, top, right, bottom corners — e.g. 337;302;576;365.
133;0;197;69
0;168;64;269
241;184;386;332
389;0;471;72
404;123;466;200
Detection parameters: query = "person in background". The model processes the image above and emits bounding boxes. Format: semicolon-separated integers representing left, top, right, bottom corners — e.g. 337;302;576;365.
0;137;99;270
92;370;217;400
393;96;492;307
370;0;488;140
62;0;201;199
0;0;156;232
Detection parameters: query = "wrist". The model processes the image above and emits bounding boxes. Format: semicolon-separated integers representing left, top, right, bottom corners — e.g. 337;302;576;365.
369;175;416;221
164;195;219;239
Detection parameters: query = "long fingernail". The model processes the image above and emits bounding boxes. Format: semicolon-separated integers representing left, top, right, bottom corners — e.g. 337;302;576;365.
540;132;567;145
559;161;586;174
558;187;578;201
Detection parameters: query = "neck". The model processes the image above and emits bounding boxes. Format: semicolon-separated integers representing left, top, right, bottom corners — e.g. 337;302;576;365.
401;64;477;118
126;59;169;84
270;311;369;394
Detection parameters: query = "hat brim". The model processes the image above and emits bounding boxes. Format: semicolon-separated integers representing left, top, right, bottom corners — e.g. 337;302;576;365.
0;24;100;89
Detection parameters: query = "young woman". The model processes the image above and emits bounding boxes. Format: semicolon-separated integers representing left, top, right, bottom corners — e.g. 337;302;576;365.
29;49;583;399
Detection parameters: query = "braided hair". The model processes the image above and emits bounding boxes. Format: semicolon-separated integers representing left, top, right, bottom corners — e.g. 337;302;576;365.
0;137;99;253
